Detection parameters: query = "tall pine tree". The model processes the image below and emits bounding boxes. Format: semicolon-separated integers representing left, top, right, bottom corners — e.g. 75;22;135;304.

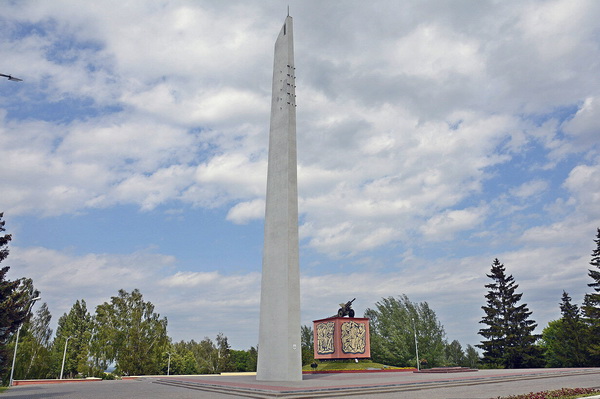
0;213;40;382
582;228;600;364
478;259;541;368
558;291;588;366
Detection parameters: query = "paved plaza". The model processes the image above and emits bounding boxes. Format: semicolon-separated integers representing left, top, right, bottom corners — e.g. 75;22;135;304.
3;368;600;399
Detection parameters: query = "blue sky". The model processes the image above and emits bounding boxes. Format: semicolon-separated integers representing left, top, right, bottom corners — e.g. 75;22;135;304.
2;0;599;351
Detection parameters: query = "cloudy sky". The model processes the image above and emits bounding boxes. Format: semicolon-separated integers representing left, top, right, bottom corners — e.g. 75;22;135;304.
2;0;599;351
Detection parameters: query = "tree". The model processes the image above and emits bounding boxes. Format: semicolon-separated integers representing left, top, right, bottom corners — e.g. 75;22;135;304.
464;344;481;368
582;228;600;364
188;334;233;374
0;213;41;384
365;295;447;368
230;349;250;372
162;341;198;375
541;292;589;367
540;320;563;368
215;333;233;372
171;336;236;374
478;259;541;368
93;289;168;376
52;300;94;378
557;291;588;366
246;346;258;372
12;303;53;380
445;340;465;366
230;346;258;372
300;325;314;365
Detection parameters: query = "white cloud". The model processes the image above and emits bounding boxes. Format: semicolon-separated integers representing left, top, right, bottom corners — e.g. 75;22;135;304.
563;162;600;217
391;24;484;79
226;199;265;224
510;179;549;199
562;97;600;150
421;207;487;241
2;0;600;350
7;246;176;314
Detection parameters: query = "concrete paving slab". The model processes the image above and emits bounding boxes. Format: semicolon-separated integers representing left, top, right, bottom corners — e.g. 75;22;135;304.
3;368;599;399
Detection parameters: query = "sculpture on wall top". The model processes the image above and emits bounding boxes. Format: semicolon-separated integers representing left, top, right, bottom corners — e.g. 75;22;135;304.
337;298;356;318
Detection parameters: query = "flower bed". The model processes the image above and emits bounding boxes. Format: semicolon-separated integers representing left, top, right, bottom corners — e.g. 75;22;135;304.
493;387;600;399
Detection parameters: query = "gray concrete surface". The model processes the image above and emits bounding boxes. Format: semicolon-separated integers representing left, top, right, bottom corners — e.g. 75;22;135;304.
257;13;302;382
3;368;599;398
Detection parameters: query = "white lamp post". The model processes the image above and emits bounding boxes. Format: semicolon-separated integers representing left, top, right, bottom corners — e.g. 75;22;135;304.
60;336;72;379
412;317;420;371
167;352;172;376
9;296;41;386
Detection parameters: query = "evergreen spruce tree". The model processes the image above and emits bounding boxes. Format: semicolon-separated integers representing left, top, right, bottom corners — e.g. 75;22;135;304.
478;259;541;368
0;213;40;383
582;228;600;364
559;291;588;366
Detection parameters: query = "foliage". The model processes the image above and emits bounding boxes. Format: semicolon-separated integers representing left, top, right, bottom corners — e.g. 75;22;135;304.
172;334;234;374
51;299;94;378
365;294;447;368
229;347;257;372
193;334;232;374
582;228;600;363
93;289;168;376
226;346;258;372
493;387;600;399
478;259;542;368
10;303;53;380
101;372;117;380
540;292;589;367
163;341;199;375
0;213;40;384
230;349;249;372
246;346;258;372
445;340;465;366
300;325;314;366
464;344;481;368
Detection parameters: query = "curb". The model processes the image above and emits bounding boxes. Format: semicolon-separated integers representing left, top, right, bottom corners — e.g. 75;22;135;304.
12;378;102;386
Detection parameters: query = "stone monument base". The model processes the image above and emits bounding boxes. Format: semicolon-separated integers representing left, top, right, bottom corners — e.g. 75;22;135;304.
313;317;371;360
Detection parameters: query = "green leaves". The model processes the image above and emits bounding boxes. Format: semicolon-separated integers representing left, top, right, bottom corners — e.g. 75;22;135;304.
52;299;94;378
300;325;314;365
366;295;447;368
93;289;168;376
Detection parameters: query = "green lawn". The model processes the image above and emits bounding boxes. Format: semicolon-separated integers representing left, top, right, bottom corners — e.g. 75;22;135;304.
302;361;412;371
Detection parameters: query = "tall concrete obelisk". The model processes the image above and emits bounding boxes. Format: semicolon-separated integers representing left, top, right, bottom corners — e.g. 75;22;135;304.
256;15;302;382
